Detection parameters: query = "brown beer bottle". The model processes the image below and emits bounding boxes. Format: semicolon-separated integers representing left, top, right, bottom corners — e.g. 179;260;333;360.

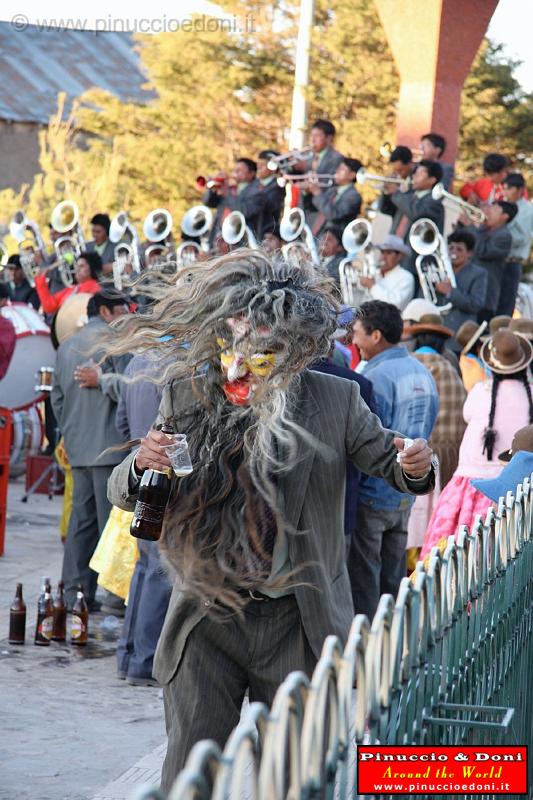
35;586;54;646
130;424;173;542
9;583;26;645
52;581;67;642
71;586;88;646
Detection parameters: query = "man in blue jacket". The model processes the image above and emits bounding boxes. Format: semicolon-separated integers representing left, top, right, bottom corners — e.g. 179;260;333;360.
352;300;439;620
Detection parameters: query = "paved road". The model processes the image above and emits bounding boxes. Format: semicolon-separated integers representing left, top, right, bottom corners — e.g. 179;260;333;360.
0;478;166;800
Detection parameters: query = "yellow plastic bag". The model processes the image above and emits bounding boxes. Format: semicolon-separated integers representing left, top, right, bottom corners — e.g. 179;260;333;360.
55;438;72;543
90;506;138;600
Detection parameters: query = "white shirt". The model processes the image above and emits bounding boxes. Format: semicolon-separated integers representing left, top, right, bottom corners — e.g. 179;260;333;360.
369;265;415;311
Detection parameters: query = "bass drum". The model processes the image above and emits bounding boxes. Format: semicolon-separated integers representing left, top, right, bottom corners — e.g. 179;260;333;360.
0;303;56;410
50;291;92;349
10;406;44;477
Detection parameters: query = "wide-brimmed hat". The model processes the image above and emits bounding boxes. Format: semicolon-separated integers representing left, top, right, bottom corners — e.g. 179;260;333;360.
470;451;533;502
455;320;487;354
508;317;533;341
402;298;440;322
480;329;533;375
488;314;512;336
377;234;411;257
498;424;533;462
408;313;454;339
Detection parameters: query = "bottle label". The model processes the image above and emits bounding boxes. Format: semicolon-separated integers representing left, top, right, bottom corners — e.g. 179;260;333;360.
71;615;86;639
134;502;166;525
39;616;53;640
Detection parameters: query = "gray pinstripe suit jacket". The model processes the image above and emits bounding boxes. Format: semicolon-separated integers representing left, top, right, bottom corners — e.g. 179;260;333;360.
107;369;433;684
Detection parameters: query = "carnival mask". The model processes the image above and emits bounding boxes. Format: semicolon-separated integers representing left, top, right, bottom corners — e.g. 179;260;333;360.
217;318;281;405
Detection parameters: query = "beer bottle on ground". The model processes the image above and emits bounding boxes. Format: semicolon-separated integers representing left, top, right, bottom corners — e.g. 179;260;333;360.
38;576;51;603
9;583;26;645
130;423;174;542
35;586;54;646
71;586;88;646
52;580;67;642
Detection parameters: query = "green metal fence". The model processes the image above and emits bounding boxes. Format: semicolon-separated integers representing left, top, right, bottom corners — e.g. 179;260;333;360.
133;474;533;800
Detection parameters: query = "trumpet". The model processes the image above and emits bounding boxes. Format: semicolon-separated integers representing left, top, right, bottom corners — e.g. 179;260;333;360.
277;173;336;189
267;147;313;171
221;210;259;250
431;182;486;224
338;219;378;305
279;207;320;266
409;217;456;311
356;168;411;192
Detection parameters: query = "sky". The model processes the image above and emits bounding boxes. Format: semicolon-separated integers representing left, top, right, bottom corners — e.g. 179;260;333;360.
0;0;531;91
487;0;533;91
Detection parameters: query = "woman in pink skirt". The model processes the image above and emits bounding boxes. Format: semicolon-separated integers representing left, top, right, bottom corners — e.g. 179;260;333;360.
421;329;533;557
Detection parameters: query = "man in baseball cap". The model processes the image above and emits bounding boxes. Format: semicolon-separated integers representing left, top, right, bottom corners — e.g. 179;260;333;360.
358;233;415;312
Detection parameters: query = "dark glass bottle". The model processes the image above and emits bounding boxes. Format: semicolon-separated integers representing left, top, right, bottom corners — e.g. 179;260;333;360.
71;586;88;646
9;583;26;645
52;581;67;642
35;588;54;646
130;424;173;542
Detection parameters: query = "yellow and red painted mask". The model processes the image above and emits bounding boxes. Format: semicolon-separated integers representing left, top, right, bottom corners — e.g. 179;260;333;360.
217;334;278;405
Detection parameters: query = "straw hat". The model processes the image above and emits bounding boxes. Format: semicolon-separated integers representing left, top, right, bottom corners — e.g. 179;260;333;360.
498;424;533;463
480;329;533;375
408;313;454;339
455;320;487;354
508;317;533;341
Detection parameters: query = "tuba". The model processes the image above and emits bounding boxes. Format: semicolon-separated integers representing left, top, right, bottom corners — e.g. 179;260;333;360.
432;182;486;224
0;239;8;281
338;219;377;305
110;211;141;288
409;217;456;311
9;210;47;287
279;207;320;266
221;210;259;250
143;209;173;268
50;200;86;248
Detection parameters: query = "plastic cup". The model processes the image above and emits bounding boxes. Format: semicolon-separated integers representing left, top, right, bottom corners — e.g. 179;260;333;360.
162;433;193;477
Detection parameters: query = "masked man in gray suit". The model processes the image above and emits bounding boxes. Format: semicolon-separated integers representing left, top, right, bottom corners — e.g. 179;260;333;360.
107;252;435;791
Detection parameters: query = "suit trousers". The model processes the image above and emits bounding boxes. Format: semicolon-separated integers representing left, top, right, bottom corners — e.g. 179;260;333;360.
160;594;316;793
117;540;172;680
350;504;410;622
62;465;114;607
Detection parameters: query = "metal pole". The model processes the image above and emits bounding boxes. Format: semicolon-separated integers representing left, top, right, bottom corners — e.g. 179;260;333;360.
289;0;315;149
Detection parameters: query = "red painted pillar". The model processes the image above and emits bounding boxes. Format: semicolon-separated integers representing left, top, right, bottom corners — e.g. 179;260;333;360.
374;0;499;163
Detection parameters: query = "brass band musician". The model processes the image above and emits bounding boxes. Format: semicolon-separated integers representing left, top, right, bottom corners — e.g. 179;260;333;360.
305;157;363;237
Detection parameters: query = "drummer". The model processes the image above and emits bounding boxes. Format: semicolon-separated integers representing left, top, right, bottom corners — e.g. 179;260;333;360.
34;252;103;315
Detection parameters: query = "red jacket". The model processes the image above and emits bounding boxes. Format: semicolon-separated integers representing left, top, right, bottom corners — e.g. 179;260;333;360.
35;275;101;314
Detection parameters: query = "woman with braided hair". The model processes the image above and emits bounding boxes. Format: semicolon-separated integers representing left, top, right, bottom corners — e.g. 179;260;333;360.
421;328;533;557
106;249;435;789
